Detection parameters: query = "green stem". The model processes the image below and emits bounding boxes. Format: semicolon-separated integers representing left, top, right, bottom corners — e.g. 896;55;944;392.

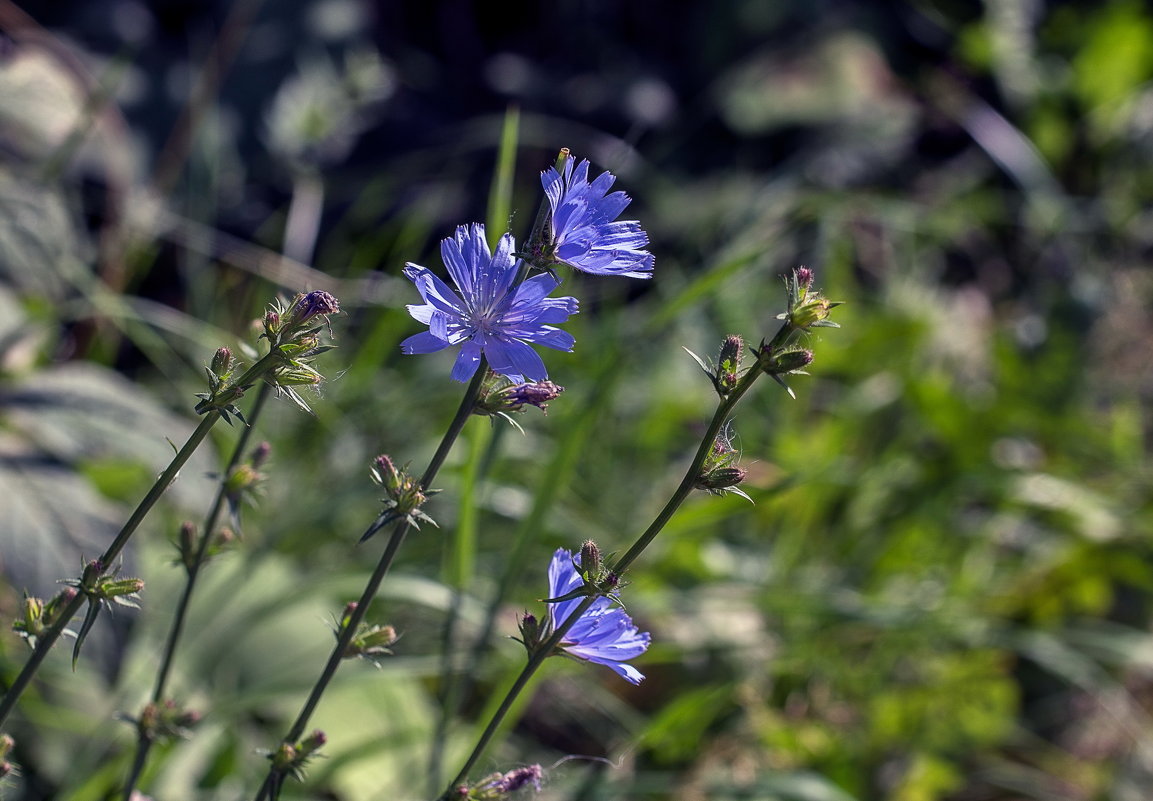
439;323;799;797
253;362;489;801
121;382;273;801
0;350;281;728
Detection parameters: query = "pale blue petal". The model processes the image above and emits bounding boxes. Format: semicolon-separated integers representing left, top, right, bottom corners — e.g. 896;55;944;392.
450;340;483;382
400;331;449;355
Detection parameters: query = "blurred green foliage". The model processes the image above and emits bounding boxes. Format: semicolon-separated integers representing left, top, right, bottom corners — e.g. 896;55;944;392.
1;1;1152;800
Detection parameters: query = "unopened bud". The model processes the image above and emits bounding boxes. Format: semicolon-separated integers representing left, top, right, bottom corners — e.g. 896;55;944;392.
0;733;15;758
341;602;358;629
210;347;234;377
579;540;601;577
80;559;104;589
250;441;272;469
766;348;814;375
177;521;197;568
698;466;748;491
716;335;744;394
366;455;435;536
518;613;541;652
271;743;297;770
795;266;814;291
99;577;144;599
299;730;327;756
372;455;403;495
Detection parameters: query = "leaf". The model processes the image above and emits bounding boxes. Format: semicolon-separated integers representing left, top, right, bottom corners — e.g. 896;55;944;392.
72;599;102;669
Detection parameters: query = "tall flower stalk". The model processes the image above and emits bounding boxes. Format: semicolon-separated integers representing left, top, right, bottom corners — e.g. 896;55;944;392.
252;360;490;801
437;270;838;799
121;382;274;801
0;288;337;729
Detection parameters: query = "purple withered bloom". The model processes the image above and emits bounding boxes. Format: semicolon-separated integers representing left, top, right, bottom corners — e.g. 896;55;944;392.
401;224;579;382
545;548;650;685
540;158;654;279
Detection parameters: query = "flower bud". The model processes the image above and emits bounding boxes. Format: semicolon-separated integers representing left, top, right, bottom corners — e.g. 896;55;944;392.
98;577;144;601
271;743;297;770
0;733;15;759
697;466;748;491
795;266;814;292
299;730;327;756
372;455;404;496
579;540;601;577
695;423;752;500
210;347;234;378
788;297;833;330
366;455;437;536
343;622;398;660
518;612;541;653
80;559;104;590
43;587;77;625
0;762;11;779
340;601;358;630
250;441;272;469
20;596;45;636
263;310;281;338
765;347;814;375
715;335;744;394
177;521;197;570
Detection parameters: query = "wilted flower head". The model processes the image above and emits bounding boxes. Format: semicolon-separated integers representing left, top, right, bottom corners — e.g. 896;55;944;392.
475;373;565;423
695;423;751;501
290;290;341;326
538;158;654;278
545;548;650;685
401;223;579;382
464;764;544;799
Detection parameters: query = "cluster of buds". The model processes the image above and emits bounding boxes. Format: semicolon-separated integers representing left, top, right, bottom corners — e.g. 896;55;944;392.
362;455;438;541
63;560;145;665
65;560;145;609
539;540;620;607
474;372;565;430
0;734;14;781
694;424;751;502
197;290;339;420
455;764;544;799
337;602;398;662
778;267;840;332
195;347;248;423
685;335;746;398
260;291;340;415
129;699;200;744
744;267;838;398
222;441;271;531
12;587;78;649
268;730;327;782
174;521;236;573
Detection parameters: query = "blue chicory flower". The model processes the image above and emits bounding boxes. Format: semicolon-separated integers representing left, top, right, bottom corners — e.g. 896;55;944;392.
540;158;654;279
546;548;650;685
401;223;579;382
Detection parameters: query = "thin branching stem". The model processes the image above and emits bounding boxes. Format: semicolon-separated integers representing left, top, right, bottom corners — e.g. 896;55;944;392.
253;361;489;801
122;382;273;801
438;321;800;798
0;350;281;728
